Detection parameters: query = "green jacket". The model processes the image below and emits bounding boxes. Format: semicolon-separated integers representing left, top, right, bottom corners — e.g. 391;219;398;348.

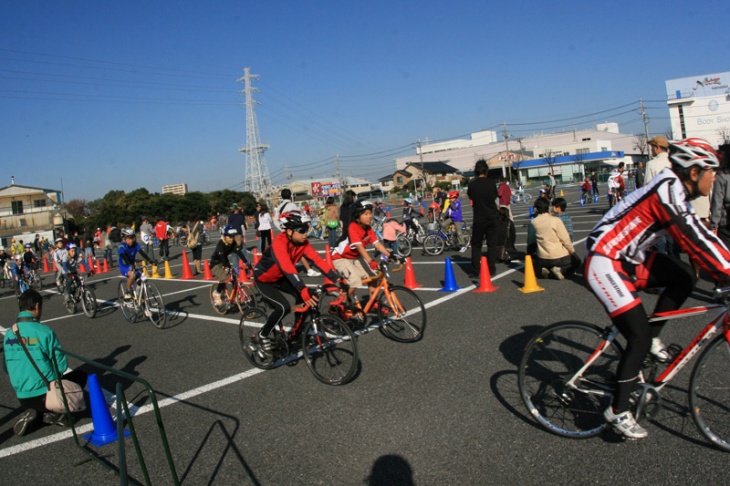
3;312;67;399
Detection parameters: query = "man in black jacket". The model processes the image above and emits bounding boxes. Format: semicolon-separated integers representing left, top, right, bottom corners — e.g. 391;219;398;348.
467;159;500;277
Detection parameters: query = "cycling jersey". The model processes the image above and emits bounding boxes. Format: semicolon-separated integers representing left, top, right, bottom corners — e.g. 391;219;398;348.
332;222;378;260
118;241;152;275
61;253;90;275
254;232;337;295
209;239;248;269
587;167;730;280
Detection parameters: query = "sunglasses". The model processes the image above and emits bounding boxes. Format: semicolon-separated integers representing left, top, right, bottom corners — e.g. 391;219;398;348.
294;226;310;234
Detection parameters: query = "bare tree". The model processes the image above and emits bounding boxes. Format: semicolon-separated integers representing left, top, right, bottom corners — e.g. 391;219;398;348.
573;152;587;182
716;127;730;145
633;134;649;160
543;149;557;175
64;199;89;220
664;127;677;141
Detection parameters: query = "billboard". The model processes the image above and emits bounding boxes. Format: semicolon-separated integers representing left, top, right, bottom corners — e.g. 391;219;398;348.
310;181;342;198
666;71;730;101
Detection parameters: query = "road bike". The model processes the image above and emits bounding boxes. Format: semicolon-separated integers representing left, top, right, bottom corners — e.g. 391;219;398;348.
239;286;359;385
117;267;166;328
511;188;532;204
320;259;426;343
62;273;97;318
209;268;257;315
422;221;471;256
517;288;730;451
1;264;14;290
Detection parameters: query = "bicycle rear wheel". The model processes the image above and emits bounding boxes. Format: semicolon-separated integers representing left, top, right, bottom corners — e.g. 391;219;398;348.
301;315;358;385
422;234;444;256
118;282;138;323
81;288;97;318
394;235;412;258
144;282;166;328
234;283;257;313
518;321;622;438
689;335;730;452
30;273;42;291
239;307;275;369
378;285;426;342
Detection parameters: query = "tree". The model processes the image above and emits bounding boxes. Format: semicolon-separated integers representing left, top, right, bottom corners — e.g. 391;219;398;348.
716;127;730;145
543;149;558;179
633;134;649;160
64;199;89;220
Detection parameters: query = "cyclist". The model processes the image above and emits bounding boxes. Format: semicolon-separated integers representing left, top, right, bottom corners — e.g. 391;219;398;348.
60;243;92;304
209;225;252;306
22;244;37;271
253;211;347;357
333;201;395;303
11;255;28;292
441;190;468;252
51;238;67;289
402;198;420;240
118;228;155;300
585;138;730;440
0;246;10;276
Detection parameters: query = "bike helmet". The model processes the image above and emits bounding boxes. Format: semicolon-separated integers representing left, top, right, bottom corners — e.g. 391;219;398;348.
121;227;135;238
0;246;5;251
448;190;459;199
223;225;239;237
55;237;64;244
668;138;720;170
279;210;311;230
404;198;413;204
351;201;374;218
66;243;77;250
24;243;31;249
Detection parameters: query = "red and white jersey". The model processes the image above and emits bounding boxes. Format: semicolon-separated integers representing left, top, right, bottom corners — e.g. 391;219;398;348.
586;168;730;280
332;222;377;260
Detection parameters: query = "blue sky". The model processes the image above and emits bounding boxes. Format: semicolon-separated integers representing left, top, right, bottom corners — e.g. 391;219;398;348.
2;1;728;201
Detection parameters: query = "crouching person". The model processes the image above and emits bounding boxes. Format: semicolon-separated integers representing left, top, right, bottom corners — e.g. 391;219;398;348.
529;198;581;279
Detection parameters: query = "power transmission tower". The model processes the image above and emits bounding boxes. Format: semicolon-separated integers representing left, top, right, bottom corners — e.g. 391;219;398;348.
238;67;271;200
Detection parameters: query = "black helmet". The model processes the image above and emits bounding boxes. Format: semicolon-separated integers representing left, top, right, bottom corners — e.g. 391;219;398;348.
351;200;374;218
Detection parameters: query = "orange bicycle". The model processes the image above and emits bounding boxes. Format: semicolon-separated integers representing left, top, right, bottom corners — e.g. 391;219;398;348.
322;258;426;343
209;268;257;315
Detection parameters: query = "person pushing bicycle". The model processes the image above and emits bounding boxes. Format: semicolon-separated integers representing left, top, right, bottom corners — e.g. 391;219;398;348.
118;228;156;300
253;210;348;358
585;138;730;440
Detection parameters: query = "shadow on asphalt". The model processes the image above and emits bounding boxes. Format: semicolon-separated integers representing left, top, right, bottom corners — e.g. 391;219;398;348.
365;454;415;485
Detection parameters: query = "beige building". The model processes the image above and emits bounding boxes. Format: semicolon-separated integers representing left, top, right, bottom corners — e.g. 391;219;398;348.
162;183;188;195
0;178;63;246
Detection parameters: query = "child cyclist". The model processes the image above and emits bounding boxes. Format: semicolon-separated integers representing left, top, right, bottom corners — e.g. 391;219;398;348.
402;198;420;241
253;211;347;357
118;228;156;300
52;238;66;290
441;190;468;252
59;243;93;304
209;225;252;306
585;138;730;440
332;201;396;303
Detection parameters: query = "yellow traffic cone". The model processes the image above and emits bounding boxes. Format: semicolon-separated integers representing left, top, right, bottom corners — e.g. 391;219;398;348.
559;189;564;197
164;260;175;279
141;262;149;277
519;255;545;293
151;263;161;279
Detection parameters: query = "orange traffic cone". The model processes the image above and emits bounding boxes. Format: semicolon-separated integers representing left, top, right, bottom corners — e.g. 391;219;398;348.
403;257;422;289
323;244;334;285
203;260;214;280
163;260;174;279
519;255;545;293
473;256;498;293
238;259;250;284
253;248;261;267
88;256;94;274
180;250;195;280
52;258;57;271
96;258;102;274
103;259;109;273
43;255;50;273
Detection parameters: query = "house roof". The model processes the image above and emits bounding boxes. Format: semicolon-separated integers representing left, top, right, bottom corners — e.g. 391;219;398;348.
514;150;626;169
377;174;393;182
405;161;458;174
0;183;60;195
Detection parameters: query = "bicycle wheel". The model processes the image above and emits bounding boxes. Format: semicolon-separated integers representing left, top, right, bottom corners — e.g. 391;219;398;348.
423;234;444;256
518;321;622;438
209;283;230;315
378;285;426;343
65;295;76;315
234;283;257;313
301;315;358;385
81;288;97;318
461;229;472;248
689;335;730;452
511;194;518;204
118;282;138;323
30;273;42;291
524;193;532;203
394;235;412;258
239;307;275;369
143;282;166;328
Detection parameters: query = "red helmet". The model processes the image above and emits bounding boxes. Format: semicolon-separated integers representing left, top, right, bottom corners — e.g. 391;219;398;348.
448;190;459;199
669;138;719;170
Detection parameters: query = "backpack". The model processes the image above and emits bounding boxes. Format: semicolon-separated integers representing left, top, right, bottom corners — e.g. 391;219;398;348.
187;222;199;248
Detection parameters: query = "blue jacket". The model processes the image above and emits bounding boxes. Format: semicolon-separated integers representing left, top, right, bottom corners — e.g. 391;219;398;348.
446;200;463;223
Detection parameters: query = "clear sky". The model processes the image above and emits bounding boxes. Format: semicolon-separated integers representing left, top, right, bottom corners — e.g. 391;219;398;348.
2;1;728;201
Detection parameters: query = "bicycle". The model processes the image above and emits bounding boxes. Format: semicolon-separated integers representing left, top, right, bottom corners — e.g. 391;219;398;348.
422;221;471;256
517;287;730;451
321;259;426;343
62;273;97;318
405;218;426;245
15;267;42;296
117;266;166;328
209;268;257;315
239;286;359;385
1;264;15;289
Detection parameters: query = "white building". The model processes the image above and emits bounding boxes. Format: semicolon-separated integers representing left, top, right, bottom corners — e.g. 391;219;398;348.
666;71;730;145
162;183;188;195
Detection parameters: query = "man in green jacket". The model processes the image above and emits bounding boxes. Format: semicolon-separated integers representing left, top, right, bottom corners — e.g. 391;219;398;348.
3;289;87;436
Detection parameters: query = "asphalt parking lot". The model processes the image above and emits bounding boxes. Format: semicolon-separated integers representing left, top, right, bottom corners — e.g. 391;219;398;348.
1;185;728;485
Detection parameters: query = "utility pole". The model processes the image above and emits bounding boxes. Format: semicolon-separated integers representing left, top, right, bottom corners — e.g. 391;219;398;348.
502;123;511;180
416;139;426;199
238;67;272;204
640;98;650;143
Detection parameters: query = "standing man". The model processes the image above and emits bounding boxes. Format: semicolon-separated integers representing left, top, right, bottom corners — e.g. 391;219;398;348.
634;161;645;189
107;224;122;266
497;178;513;220
590;171;599;198
645;136;671;183
139;217;154;259
547;172;556;199
467;159;500;278
155;217;170;262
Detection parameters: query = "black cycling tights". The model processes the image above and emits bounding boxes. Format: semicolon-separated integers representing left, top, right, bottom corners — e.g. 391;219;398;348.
611;253;696;412
255;280;301;337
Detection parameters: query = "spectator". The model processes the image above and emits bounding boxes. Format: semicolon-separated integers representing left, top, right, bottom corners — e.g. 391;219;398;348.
187;215;204;275
323;196;340;250
228;203;247;239
467;159;500;277
645;136;671;182
547;172;556;199
257;204;273;252
551;197;574;242
337;190;357;244
3;289;88;436
155;218;170;261
497;178;512;220
107;224;122;266
529;198;580;280
253;203;262;251
590;171;599;197
495;206;517;263
635;161;645;188
32;234;41;255
139;217;154;259
711;144;730;248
